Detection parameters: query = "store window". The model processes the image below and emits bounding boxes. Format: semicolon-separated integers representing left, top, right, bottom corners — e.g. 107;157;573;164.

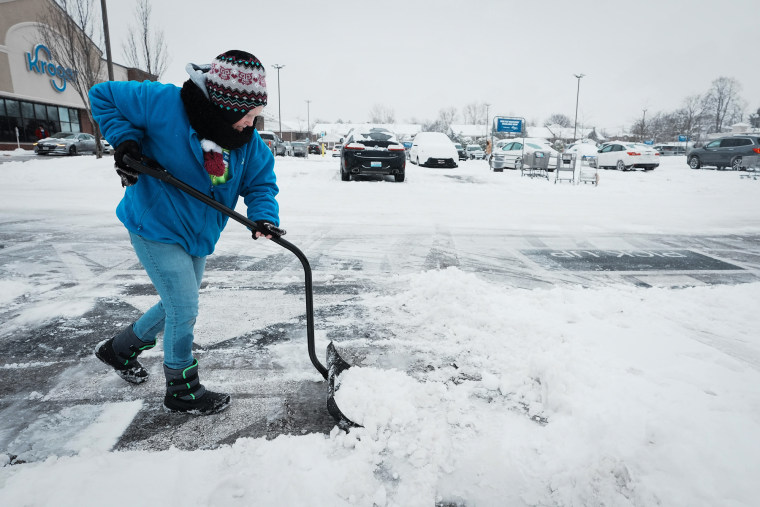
0;98;81;143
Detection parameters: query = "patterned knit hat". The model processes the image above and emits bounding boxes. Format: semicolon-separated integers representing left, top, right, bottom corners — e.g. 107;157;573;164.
206;50;267;124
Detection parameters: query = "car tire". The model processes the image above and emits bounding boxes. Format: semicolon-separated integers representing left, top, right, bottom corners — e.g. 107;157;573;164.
340;169;350;181
616;160;625;171
394;174;405;182
689;156;701;169
495;168;503;173
731;157;743;171
416;157;424;168
68;146;77;156
515;158;523;171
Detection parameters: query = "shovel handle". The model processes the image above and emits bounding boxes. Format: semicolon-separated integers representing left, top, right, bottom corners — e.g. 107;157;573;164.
122;154;329;379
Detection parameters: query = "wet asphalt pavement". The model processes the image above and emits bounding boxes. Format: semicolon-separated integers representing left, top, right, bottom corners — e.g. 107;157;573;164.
1;208;759;461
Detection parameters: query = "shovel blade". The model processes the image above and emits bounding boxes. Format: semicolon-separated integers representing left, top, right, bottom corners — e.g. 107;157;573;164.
326;341;361;431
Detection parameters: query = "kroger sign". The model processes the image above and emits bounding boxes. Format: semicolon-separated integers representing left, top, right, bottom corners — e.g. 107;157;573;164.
25;43;78;93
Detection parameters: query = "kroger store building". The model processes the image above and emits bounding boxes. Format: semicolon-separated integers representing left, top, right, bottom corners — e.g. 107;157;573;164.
0;0;153;150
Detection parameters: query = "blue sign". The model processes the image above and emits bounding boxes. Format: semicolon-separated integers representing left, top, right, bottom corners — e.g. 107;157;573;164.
644;140;654;145
25;43;78;93
678;135;688;142
495;117;523;133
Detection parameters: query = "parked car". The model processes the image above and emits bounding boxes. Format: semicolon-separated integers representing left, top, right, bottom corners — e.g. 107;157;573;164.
596;142;660;171
465;144;485;160
308;142;321;155
34;132;98;156
454;143;467;161
331;145;342;157
653;144;687;156
488;138;559;171
257;130;287;156
564;141;599;166
291;141;308;157
282;141;294;156
340;126;406;182
687;135;760;170
100;138;113;154
409;132;458;168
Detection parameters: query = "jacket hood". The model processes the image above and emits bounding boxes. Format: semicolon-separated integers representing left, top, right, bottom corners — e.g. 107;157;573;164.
185;62;211;100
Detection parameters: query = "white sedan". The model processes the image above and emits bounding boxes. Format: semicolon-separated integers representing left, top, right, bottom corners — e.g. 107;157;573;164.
596;142;659;171
409;132;459;168
489;138;559;171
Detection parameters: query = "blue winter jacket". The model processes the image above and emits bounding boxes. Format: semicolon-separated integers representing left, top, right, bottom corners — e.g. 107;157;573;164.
89;80;279;257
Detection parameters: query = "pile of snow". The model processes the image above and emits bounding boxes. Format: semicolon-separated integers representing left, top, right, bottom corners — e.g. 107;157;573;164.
1;153;759;506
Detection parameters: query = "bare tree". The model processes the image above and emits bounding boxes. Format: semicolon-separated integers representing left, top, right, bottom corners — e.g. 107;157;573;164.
37;0;105;157
702;77;745;133
462;102;487;124
369;104;395;124
122;0;168;78
421;108;458;134
438;107;457;126
544;113;572;127
677;94;705;134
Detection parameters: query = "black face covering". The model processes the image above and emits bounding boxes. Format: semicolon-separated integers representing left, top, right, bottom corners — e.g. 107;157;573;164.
180;80;254;150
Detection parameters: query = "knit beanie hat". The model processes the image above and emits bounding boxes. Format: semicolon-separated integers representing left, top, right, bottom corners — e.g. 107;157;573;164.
206;50;267;124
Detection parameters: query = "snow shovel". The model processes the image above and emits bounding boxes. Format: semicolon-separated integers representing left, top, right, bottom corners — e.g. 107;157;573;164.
122;154;359;431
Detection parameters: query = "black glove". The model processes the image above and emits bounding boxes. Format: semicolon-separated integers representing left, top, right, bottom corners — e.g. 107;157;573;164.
114;140;141;187
252;220;286;240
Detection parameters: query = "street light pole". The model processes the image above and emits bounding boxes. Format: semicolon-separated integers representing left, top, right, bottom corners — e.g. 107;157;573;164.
641;108;648;143
306;99;311;142
484;103;490;139
100;0;114;81
272;64;285;139
573;73;585;142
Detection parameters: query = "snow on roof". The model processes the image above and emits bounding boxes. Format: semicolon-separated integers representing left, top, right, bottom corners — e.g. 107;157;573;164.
449;124;490;137
313;123;422;138
533;125;595;140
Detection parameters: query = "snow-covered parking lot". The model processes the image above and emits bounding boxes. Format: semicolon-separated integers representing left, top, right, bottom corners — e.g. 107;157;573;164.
1;152;759;506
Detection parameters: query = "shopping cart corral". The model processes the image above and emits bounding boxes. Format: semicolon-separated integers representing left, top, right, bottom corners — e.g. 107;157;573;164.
578;155;599;185
555;153;576;184
520;150;551;179
739;155;760;180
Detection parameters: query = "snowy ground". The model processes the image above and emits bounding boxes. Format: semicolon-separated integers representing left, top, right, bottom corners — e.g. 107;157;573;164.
1;151;759;506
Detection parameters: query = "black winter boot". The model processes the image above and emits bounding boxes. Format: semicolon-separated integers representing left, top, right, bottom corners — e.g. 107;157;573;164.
163;360;230;415
94;324;156;384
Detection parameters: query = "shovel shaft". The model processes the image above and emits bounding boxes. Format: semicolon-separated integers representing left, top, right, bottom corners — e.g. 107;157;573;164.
123;155;328;379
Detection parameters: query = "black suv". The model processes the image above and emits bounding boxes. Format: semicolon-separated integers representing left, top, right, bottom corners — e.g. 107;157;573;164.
688;135;760;170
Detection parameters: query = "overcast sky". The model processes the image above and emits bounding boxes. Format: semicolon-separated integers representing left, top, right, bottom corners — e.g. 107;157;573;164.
103;0;758;133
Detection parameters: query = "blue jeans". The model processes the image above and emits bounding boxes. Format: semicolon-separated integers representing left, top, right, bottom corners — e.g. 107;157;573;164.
129;232;206;369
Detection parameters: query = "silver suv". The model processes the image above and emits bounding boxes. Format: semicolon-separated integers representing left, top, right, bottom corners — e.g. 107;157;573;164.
688;135;760;170
257;130;287;156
